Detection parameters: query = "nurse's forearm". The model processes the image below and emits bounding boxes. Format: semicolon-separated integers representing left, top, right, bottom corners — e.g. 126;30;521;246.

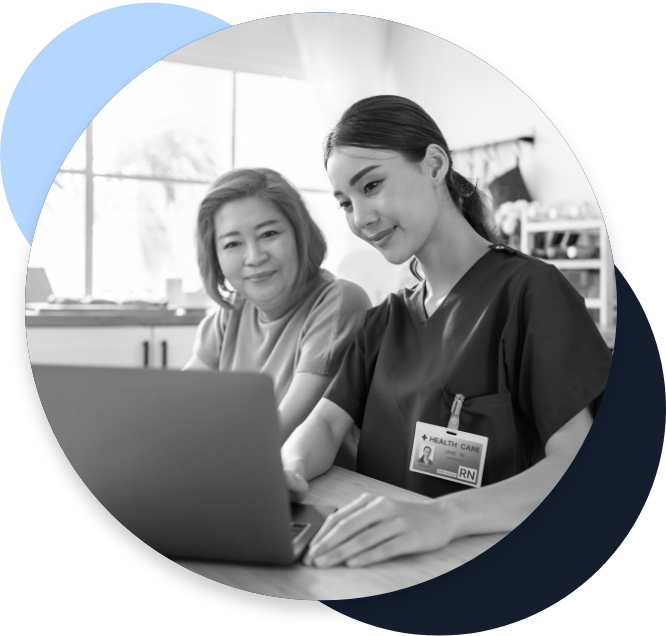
438;450;573;539
281;398;354;481
438;409;593;540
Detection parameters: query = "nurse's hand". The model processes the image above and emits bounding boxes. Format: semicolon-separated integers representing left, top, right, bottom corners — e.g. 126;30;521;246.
284;467;309;503
302;493;456;568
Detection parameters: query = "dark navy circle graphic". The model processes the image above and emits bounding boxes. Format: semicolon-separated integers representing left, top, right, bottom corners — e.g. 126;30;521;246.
324;267;665;634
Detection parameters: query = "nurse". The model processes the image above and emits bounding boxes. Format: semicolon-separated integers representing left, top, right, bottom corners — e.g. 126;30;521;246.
281;95;612;567
184;168;371;442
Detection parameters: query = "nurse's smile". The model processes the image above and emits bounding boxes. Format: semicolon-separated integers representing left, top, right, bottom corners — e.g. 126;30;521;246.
367;226;397;248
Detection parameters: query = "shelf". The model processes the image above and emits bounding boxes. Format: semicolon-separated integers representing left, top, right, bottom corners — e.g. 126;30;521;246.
523;219;603;233
520;207;615;330
535;258;601;270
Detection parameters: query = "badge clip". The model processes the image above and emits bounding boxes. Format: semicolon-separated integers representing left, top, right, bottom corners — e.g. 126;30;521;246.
446;394;465;431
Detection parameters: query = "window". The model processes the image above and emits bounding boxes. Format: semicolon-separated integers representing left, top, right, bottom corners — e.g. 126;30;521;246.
30;60;349;302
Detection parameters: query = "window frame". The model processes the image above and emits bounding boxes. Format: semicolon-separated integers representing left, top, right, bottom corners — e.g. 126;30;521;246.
56;65;331;298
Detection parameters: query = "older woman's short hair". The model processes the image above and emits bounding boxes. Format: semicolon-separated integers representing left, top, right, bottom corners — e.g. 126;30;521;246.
196;168;327;308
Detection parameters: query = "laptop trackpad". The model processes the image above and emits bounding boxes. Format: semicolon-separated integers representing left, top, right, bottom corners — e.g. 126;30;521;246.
290;503;336;560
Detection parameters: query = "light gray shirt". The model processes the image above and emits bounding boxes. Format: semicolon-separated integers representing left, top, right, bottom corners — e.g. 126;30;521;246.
194;270;371;404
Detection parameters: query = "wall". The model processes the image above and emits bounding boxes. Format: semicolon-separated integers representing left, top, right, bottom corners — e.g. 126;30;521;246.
166;18;599;207
385;24;597;206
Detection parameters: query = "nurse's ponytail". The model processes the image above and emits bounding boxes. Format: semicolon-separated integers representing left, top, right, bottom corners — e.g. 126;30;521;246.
324;95;499;246
446;168;496;243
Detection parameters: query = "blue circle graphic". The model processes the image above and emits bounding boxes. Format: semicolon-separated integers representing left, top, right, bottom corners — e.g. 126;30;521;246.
0;3;227;244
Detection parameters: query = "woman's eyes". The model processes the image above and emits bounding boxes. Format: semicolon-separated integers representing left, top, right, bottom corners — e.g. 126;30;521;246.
222;230;281;250
338;180;383;212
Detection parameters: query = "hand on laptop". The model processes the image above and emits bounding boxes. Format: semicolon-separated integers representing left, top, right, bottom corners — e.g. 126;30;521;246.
284;466;309;503
302;493;455;568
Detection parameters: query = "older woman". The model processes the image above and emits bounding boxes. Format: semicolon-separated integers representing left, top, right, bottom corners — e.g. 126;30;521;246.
184;168;371;442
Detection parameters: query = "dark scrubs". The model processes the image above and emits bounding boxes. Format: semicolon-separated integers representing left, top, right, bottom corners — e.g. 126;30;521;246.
324;245;613;498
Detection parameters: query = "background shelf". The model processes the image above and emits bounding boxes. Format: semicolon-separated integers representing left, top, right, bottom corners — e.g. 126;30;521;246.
519;210;615;329
523;218;602;233
536;258;601;270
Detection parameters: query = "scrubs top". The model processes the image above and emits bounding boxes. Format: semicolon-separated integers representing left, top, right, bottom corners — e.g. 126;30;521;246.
324;245;613;498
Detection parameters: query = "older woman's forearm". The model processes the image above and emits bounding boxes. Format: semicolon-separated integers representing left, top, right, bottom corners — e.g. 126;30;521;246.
277;372;335;444
281;398;354;481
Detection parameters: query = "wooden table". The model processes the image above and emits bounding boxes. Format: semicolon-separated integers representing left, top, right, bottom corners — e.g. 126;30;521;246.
175;467;506;600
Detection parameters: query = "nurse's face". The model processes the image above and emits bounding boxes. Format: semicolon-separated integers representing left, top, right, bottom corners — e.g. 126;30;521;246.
214;196;299;318
327;146;443;265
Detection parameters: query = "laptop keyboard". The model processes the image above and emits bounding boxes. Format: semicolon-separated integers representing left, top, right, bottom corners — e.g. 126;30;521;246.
290;522;310;543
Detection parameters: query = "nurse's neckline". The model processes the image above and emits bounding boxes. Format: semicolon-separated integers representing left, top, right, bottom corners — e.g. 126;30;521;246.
419;245;506;321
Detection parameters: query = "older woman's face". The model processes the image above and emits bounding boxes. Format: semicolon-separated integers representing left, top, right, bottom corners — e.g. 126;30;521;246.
214;196;299;319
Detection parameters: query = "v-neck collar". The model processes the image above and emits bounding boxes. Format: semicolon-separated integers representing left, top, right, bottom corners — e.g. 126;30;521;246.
410;245;504;323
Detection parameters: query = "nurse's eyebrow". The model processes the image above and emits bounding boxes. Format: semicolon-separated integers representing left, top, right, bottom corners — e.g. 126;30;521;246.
217;220;280;240
333;165;381;197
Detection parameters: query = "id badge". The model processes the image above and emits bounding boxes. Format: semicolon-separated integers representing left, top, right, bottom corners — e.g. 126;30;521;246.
409;420;488;488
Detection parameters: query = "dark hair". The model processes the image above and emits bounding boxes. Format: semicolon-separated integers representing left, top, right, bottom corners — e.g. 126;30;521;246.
196;168;327;308
324;95;499;277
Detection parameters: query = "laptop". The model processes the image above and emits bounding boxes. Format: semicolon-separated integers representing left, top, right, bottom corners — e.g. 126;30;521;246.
31;365;335;565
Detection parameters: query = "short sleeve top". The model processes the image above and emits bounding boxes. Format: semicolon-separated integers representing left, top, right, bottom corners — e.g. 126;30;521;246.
324;245;613;498
193;269;371;405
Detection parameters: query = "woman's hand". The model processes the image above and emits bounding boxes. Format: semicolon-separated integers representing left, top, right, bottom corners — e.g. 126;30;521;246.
303;493;459;568
284;467;309;503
